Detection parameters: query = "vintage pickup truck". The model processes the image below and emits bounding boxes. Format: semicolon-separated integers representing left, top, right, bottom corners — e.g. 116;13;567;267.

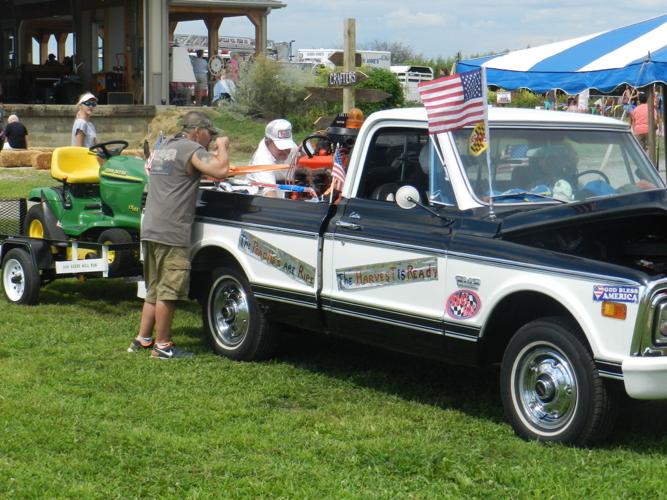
189;107;667;445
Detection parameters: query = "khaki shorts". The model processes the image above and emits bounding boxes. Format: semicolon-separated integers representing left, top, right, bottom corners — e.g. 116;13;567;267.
142;241;191;303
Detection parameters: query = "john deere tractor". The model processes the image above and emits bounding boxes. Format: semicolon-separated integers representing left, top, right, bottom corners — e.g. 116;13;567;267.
26;141;147;276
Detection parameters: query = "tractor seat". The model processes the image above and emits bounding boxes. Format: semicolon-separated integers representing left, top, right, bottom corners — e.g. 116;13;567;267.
51;147;100;184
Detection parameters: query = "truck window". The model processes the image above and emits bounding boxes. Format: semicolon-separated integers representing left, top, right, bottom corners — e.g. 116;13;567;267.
356;127;454;205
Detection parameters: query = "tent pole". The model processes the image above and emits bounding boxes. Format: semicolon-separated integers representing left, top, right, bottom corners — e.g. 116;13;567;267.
648;86;656;167
663;83;667;175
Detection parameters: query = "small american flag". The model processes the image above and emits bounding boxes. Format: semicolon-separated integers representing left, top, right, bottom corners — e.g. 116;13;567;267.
332;146;345;187
145;132;164;175
418;69;486;134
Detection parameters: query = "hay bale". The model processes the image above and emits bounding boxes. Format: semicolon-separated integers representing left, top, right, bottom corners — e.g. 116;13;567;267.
32;152;53;170
122;148;146;159
0;149;37;168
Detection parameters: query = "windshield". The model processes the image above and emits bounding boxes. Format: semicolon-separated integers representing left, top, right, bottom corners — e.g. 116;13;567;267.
452;127;663;204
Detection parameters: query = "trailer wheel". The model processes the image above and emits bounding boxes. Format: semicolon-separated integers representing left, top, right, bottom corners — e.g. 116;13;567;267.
97;228;134;276
2;248;40;305
203;266;276;360
500;317;618;446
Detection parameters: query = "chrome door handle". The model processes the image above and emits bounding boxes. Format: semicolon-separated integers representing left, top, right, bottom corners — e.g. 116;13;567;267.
335;220;361;230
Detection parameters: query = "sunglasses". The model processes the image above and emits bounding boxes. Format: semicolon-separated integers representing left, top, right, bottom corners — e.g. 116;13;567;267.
82;100;97;107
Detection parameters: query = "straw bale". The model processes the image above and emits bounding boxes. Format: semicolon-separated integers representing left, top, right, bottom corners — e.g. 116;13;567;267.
0;150;37;168
32;152;53;170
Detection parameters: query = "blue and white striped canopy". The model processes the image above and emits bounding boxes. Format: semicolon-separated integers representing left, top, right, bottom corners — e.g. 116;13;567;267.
457;15;667;94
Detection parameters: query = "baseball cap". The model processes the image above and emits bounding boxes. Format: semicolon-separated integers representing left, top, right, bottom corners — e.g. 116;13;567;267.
77;92;97;105
180;111;221;136
265;119;296;150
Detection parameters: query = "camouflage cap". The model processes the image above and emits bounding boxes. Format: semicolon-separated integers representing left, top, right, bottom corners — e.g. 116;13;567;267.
180;111;221;136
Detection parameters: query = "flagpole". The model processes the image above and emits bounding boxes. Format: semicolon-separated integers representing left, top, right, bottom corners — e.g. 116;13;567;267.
482;68;495;220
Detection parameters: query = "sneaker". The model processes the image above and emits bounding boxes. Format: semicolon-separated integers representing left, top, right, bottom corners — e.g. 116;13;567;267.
127;337;154;353
151;342;194;360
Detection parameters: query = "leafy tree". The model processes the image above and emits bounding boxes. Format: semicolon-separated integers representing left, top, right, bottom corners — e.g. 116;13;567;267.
366;40;421;64
230;56;313;120
355;67;404;115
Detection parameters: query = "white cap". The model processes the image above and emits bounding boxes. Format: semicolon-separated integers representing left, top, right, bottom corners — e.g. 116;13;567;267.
265;119;296;150
77;92;97;105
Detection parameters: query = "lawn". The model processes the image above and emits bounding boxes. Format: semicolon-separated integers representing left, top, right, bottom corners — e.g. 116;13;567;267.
3;111;667;497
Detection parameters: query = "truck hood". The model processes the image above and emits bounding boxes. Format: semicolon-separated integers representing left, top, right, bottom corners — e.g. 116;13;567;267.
496;189;667;277
499;189;667;236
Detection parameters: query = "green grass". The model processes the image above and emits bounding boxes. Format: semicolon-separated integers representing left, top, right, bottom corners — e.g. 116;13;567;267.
4;114;667;496
2;279;667;497
0;168;59;199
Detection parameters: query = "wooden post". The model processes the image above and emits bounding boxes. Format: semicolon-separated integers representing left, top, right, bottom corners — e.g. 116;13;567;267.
57;33;68;62
39;33;50;64
343;18;355;113
205;15;223;105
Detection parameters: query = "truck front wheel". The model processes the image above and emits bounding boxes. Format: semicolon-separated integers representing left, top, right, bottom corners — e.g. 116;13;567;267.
500;317;618;446
203;267;276;361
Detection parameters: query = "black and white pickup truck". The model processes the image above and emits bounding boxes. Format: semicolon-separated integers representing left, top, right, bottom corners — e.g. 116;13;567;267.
189;107;667;445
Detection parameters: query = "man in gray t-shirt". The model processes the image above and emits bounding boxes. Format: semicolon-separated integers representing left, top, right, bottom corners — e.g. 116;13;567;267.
128;111;230;359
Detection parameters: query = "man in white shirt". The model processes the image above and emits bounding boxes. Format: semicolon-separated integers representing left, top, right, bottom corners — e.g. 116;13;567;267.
246;119;297;197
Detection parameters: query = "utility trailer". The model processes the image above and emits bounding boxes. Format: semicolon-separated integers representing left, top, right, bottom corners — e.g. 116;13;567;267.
0;199;140;305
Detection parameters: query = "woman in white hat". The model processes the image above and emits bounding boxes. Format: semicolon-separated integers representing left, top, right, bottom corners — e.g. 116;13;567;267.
72;92;98;148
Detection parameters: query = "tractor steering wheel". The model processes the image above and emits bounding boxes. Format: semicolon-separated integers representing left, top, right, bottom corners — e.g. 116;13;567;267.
89;140;129;160
302;134;332;159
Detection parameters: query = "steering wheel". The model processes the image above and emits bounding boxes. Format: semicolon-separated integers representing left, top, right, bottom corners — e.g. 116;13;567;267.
575;169;610;184
301;134;332;159
89;140;129;160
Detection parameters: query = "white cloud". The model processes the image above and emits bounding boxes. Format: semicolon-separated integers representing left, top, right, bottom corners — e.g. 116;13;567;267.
385;7;443;28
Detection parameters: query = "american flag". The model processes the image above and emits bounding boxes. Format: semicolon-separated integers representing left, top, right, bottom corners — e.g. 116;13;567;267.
418;69;486;135
145;132;164;175
332;145;345;186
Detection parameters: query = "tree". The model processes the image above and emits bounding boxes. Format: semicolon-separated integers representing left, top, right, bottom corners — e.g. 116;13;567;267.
366;40;421;65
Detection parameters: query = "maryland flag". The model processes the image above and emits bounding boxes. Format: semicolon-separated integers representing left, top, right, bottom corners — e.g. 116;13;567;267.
468;121;488;156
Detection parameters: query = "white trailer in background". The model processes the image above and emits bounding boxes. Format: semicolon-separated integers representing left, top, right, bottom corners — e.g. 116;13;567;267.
390;65;434;102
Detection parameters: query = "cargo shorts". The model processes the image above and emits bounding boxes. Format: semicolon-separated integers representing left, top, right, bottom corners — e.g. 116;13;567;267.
142;241;191;303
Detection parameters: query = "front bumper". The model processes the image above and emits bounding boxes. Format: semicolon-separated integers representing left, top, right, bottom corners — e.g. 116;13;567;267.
623;356;667;399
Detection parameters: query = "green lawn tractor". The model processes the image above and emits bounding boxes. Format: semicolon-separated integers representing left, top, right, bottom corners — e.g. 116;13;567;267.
26;141;147;276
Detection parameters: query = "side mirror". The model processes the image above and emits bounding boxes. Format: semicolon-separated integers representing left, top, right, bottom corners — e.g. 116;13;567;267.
395;185;420;209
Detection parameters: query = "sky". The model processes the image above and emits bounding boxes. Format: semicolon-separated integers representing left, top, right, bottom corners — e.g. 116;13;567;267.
175;1;666;61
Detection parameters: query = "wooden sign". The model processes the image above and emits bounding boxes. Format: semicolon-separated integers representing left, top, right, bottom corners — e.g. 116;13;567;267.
328;51;362;67
328;71;367;87
305;87;391;103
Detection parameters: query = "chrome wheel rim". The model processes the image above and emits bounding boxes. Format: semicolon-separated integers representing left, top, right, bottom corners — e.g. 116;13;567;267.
210;276;250;349
3;258;26;302
513;342;578;433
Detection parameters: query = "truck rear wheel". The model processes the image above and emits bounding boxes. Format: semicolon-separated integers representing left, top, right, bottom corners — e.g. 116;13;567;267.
2;248;40;305
203;266;276;361
500;317;618;446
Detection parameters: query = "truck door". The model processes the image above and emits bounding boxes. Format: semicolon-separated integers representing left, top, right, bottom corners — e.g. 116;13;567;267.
321;124;468;359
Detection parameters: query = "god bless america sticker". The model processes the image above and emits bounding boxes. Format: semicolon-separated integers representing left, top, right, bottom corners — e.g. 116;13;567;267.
446;289;481;319
592;285;639;303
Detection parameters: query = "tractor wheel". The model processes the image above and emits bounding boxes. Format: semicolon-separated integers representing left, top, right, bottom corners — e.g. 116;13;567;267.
97;228;134;276
24;204;66;240
2;248;40;305
25;205;50;239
